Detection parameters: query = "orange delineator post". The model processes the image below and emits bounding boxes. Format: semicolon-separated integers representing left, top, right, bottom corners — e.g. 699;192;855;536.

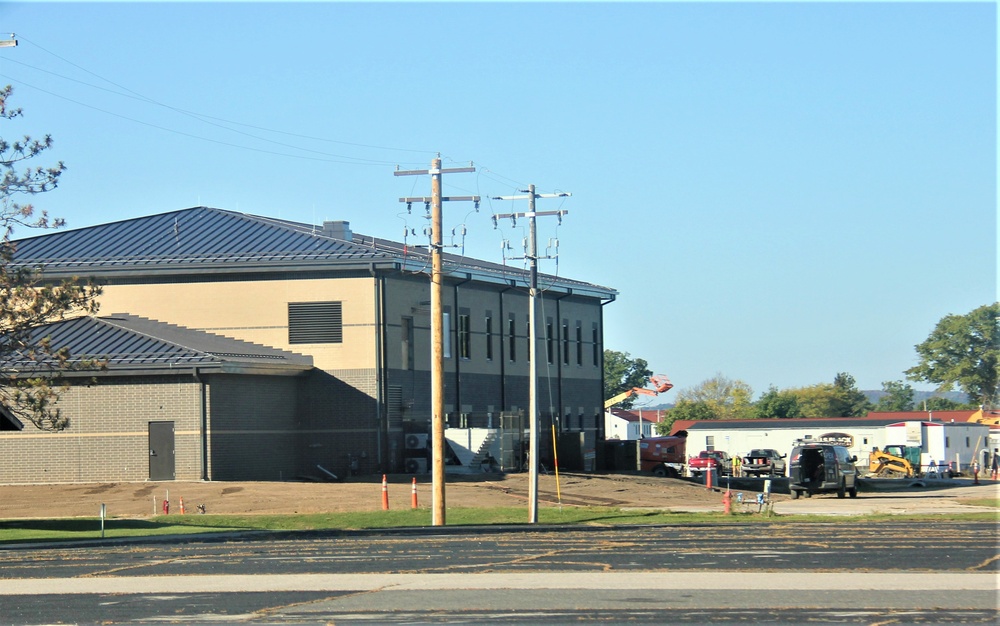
381;474;389;510
706;467;713;490
179;497;185;514
411;477;418;509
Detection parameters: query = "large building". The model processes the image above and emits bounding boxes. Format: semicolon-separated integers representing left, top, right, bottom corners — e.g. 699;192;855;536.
1;207;616;483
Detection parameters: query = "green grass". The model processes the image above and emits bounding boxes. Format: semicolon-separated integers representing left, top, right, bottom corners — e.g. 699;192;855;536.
960;497;1000;509
1;506;996;544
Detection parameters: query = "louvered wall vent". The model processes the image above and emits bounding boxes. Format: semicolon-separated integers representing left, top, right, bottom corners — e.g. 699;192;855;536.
288;301;343;344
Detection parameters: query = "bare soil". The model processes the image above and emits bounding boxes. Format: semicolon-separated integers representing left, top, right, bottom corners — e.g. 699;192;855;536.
0;472;732;519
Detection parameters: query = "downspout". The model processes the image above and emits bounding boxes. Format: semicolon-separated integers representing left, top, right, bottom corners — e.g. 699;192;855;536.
193;368;208;481
373;265;386;470
452;273;473;423
598;294;616;442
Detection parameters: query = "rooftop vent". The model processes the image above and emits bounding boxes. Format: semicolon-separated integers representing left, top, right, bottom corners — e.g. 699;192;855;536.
322;220;352;242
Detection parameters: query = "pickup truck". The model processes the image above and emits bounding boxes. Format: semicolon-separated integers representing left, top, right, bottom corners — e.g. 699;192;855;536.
688;450;731;477
741;449;787;477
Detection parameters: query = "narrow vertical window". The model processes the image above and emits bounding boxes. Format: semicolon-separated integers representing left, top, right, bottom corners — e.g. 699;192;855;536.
592;323;599;367
485;313;494;361
526;316;531;363
458;310;471;359
575;321;582;366
546;318;554;364
508;313;517;362
443;310;451;359
562;319;570;365
402;316;414;370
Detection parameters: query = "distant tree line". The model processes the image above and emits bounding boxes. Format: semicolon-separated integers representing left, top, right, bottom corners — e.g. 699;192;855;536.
602;302;998;436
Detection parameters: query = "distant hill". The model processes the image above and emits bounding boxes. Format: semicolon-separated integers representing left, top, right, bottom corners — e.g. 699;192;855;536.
862;390;969;406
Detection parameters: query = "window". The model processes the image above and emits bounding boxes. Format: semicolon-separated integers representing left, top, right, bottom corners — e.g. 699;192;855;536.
706;436;715;451
458;310;471;359
401;316;414;370
526;317;531;363
562;319;570;365
485;313;493;361
443;310;451;358
546;318;554;364
507;313;517;362
575;321;582;366
592;323;599;366
289;301;342;344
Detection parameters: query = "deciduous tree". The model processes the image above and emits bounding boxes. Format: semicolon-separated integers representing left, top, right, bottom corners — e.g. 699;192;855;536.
754;385;802;419
905;303;999;408
602;349;653;410
674;373;755;421
873;380;915;412
0;85;102;431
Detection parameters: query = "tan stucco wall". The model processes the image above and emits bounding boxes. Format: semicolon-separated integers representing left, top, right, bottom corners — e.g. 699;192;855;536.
97;276;378;371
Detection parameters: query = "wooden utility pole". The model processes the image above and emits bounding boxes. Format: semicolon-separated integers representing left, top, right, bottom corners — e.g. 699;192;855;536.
492;185;570;523
396;156;478;526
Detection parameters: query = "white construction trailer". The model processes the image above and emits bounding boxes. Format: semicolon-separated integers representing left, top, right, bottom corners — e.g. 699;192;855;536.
883;420;990;475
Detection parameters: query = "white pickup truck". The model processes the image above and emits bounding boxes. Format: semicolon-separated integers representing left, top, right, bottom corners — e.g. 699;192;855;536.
741;449;787;477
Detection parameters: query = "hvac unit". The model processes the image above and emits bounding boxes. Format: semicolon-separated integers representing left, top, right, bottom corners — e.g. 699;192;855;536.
405;433;429;450
404;457;429;474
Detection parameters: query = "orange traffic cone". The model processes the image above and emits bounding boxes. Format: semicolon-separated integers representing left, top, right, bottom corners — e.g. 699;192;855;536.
381;474;389;510
411;477;418;509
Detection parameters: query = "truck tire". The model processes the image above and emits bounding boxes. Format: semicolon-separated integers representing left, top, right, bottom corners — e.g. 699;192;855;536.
652;465;667;478
848;484;858;498
666;466;679;479
790;489;800;500
837;480;846;498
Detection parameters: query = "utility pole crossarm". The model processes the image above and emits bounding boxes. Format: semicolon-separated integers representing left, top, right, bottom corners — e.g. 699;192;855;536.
493;209;568;220
399;196;481;204
395;165;476;177
492;192;571;202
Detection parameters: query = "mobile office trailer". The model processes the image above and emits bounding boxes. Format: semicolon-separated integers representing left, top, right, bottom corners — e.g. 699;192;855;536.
884;420;989;475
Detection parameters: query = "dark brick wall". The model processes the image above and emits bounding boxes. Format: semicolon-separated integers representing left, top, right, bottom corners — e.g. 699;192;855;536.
0;376;202;484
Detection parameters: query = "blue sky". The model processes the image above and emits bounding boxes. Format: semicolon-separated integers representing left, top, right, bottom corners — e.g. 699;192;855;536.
0;2;996;398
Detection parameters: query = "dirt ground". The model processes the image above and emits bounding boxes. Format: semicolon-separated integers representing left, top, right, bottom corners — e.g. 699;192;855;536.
0;472;732;519
0;472;994;519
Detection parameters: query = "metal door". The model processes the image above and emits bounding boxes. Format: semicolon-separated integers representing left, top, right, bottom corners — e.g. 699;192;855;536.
148;421;175;480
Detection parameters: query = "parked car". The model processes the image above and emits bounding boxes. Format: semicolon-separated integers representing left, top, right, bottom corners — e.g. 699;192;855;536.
741;449;787;477
788;443;859;499
688;450;731;477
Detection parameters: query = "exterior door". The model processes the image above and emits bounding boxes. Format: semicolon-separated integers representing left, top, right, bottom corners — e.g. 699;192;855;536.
148;421;175;480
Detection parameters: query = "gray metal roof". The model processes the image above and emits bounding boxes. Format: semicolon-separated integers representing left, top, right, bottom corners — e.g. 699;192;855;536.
11;207;616;299
0;313;313;377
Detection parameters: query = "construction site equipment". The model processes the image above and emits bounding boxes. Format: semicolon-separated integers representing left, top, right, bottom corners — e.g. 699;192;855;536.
639;435;686;478
604;374;673;409
868;445;920;478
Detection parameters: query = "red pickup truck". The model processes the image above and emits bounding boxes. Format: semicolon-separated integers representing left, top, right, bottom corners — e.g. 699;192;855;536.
688;450;731;477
